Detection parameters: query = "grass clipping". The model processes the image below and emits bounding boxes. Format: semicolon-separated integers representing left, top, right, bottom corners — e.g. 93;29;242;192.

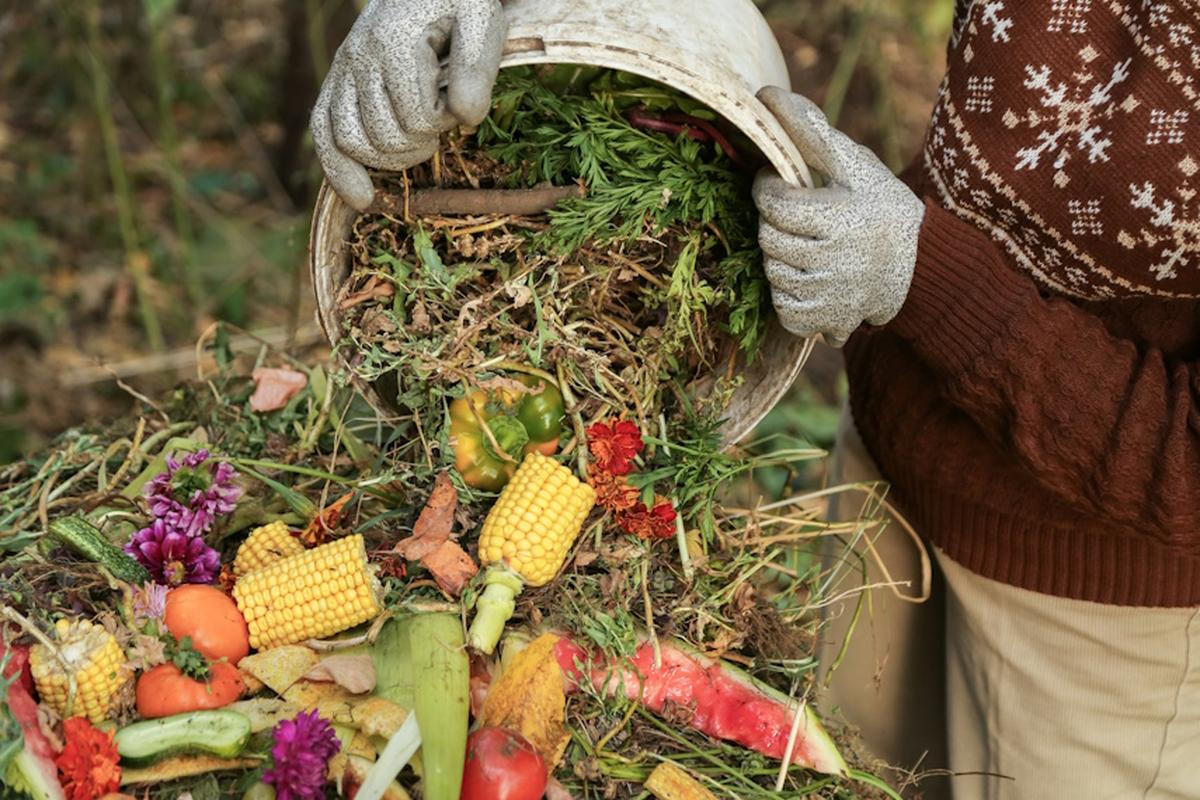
339;66;771;458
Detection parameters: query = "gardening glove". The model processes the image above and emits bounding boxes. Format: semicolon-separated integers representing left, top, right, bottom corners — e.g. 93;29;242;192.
311;0;507;211
753;86;925;347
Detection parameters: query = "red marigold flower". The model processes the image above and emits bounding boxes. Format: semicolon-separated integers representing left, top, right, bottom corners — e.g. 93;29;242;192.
586;420;645;476
55;717;121;800
588;471;640;512
647;499;678;540
617;498;677;541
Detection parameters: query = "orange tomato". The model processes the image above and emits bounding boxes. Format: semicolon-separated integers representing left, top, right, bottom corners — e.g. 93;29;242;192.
165;585;249;664
135;661;243;718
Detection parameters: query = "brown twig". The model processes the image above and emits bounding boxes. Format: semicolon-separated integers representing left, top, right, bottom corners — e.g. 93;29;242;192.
374;184;586;218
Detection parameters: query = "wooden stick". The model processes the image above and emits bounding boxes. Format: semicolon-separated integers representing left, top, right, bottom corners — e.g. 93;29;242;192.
374;183;586;218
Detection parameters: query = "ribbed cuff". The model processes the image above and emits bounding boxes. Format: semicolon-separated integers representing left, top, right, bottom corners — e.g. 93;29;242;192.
887;200;1034;377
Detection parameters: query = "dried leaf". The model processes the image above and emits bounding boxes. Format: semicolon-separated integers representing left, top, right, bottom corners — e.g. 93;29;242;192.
420;540;478;597
300;493;353;547
545;778;576;800
348;696;409;739
120;757;258;785
239;645;320;695
124;634;166;673
361;306;397;338
480;633;570;768
240;671;266;696
340;276;395;310
394;472;457;561
250;368;308;413
504;281;534;309
410;300;432;333
336;753;412;800
226;697;303;733
282;681;358;724
304;654;377;694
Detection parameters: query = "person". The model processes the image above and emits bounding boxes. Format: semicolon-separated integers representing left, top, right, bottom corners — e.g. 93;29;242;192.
312;1;1200;797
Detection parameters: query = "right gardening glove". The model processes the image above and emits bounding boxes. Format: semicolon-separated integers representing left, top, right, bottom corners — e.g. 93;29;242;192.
753;86;926;347
311;0;507;211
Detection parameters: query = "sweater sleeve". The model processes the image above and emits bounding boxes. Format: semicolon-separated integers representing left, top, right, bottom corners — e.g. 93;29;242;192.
887;199;1200;551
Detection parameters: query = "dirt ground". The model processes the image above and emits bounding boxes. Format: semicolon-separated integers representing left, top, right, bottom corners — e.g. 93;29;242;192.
0;0;949;462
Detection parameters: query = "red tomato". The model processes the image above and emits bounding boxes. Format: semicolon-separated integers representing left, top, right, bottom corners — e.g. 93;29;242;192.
460;728;547;800
135;661;243;718
165;585;249;664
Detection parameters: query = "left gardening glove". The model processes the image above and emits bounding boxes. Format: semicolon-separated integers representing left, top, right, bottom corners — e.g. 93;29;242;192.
753;86;925;347
311;0;508;211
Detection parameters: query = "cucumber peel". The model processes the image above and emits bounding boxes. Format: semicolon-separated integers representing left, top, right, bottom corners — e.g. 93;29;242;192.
114;710;251;767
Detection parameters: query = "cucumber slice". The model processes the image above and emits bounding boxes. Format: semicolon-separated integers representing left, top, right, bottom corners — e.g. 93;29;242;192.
114;710;251;766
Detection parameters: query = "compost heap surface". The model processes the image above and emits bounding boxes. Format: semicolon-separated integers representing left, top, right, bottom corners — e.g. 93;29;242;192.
338;66;773;452
0;67;902;800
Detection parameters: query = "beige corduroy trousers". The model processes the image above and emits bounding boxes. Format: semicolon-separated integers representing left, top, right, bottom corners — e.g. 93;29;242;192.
821;409;1200;800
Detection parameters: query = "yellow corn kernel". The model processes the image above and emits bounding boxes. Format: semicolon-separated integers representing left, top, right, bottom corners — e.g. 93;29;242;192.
644;762;717;800
232;534;381;650
29;618;130;723
234;521;305;576
468;453;595;654
477;452;595;587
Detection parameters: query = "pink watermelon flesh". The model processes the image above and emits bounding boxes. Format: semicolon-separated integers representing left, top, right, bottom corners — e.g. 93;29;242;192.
3;673;65;800
554;637;845;775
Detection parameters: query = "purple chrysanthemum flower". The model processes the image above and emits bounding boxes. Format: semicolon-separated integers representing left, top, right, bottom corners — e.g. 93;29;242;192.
125;519;221;587
130;582;168;624
263;710;341;800
145;449;242;536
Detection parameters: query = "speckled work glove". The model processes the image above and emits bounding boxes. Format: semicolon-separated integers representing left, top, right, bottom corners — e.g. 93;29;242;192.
312;0;507;210
753;87;925;347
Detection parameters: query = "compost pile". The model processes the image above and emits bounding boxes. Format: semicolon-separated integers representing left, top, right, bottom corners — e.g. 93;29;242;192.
338;66;772;455
0;67;903;800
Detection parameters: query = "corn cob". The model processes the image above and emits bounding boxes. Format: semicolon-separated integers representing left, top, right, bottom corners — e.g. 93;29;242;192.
233;521;305;576
233;534;381;650
30;619;129;723
467;452;595;654
644;762;717;800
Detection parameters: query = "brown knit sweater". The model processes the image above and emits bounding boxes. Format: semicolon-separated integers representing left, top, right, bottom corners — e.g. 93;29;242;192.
845;0;1200;606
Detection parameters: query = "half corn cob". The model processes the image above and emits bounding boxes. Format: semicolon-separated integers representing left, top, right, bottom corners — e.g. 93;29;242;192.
30;619;129;723
467;452;595;654
233;534;381;650
233;521;305;576
644;762;717;800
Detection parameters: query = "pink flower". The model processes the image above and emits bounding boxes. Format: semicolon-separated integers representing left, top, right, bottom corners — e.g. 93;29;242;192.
125;519;221;587
263;710;341;800
144;450;241;536
130;582;168;624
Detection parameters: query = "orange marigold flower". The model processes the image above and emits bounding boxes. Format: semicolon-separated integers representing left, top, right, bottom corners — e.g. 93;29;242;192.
586;420;645;477
588;471;640;512
56;717;121;800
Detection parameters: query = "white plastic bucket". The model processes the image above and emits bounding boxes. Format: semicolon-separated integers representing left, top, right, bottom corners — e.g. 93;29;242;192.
310;0;811;445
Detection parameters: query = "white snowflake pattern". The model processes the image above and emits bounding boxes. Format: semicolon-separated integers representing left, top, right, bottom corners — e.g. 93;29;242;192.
965;76;997;113
1146;109;1189;145
1126;178;1199;280
1047;0;1092;34
1068;199;1104;235
981;1;1013;42
1012;57;1132;171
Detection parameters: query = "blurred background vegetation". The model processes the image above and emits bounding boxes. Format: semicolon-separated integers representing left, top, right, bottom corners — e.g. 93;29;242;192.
0;0;951;464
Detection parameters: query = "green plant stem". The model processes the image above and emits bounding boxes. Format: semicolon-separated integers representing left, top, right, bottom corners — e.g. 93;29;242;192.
228;457;401;503
82;0;165;352
145;0;202;307
305;0;330;82
822;0;878;129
